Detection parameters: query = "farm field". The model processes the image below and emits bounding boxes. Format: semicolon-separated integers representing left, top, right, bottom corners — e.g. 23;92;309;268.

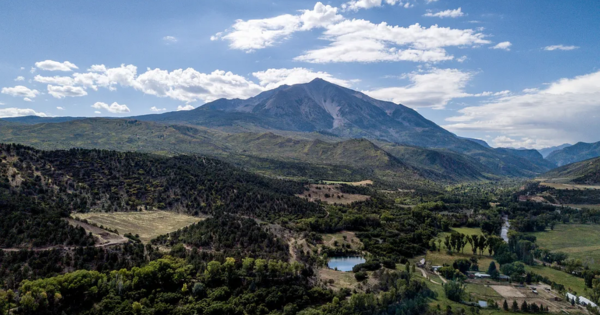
72;210;205;243
530;224;600;270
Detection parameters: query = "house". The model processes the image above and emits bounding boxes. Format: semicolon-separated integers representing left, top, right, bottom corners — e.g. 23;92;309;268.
566;292;576;303
474;273;491;279
432;266;442;272
418;259;426;267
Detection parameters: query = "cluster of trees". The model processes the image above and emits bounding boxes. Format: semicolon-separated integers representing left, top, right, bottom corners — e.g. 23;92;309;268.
0;254;436;315
151;215;289;261
433;232;504;256
502;300;550;313
0;243;149;290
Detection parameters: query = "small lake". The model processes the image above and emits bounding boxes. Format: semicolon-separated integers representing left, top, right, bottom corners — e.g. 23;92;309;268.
328;256;365;272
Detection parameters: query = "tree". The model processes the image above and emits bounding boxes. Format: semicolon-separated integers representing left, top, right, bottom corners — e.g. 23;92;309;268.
503;300;509;311
487;262;499;280
512;300;519;312
520;301;528;312
132;302;142;315
443;280;465;302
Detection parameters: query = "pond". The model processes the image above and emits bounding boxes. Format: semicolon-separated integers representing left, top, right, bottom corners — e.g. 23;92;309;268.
327;256;365;272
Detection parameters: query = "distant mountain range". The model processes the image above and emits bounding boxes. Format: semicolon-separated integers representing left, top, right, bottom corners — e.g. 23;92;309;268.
546;142;600;167
1;79;558;184
538;143;572;158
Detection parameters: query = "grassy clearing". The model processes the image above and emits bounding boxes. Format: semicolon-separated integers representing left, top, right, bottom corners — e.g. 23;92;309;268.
530;224;600;269
425;250;497;271
321;231;363;251
433;227;485;258
322;180;373;186
72;210;204;243
296;184;370;205
538;181;600;190
524;264;587;296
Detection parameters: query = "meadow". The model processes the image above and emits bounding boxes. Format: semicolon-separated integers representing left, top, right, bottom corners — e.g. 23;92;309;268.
531;224;600;270
72;211;205;243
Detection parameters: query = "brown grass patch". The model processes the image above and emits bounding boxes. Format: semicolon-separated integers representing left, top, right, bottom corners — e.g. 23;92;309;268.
72;210;204;243
296;184;369;205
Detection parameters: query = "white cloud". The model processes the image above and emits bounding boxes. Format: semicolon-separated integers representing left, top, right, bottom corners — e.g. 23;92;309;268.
94;111;101;114
35;60;79;72
57;106;65;110
1;85;40;100
342;0;399;11
543;44;579;51
34;75;75;86
30;67;36;74
445;70;600;148
490;41;511;51
457;56;468;63
423;8;465;18
23;98;33;102
150;106;166;112
91;102;131;113
212;2;342;52
295;21;489;63
14;76;25;82
0;107;47;118
163;36;178;43
364;68;475;109
177;105;195;111
47;85;88;98
252;68;353;90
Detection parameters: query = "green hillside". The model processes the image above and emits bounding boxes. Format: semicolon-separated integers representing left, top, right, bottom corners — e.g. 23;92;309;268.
540;156;600;185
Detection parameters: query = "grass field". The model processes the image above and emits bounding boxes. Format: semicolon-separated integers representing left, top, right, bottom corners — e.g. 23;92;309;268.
321;231;363;251
538;181;600;190
322;180;373;186
524;264;588;297
432;227;485;258
72;210;204;243
530;224;600;269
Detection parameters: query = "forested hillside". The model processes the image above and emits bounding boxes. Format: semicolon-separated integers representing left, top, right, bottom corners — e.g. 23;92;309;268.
0;143;322;221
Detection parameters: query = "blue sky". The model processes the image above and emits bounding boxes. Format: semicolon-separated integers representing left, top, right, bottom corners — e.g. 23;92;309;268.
1;0;599;149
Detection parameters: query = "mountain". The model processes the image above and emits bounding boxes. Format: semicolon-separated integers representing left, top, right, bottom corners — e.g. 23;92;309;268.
547;141;600;166
495;148;556;169
538;143;572;158
0;118;498;185
461;137;491;148
540;156;600;185
1;79;555;178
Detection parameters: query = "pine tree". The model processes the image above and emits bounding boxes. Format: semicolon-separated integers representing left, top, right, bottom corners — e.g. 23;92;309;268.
511;300;518;312
521;300;528;312
503;300;509;311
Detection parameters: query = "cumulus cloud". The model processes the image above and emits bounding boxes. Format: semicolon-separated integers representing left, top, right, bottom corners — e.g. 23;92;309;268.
423;8;465;18
150;106;167;112
364;68;475;109
342;0;399;12
543;44;579;51
47;85;88;99
34;75;75;86
211;2;342;52
491;41;511;51
163;36;178;43
444;70;600;148
252;68;354;90
0;107;47;118
35;60;79;72
1;85;40;100
14;76;25;81
91;101;131;113
57;106;65;110
295;21;489;63
177;105;195;111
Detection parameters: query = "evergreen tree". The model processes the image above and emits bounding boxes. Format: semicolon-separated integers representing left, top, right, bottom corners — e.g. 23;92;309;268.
512;300;519;312
503;300;509;311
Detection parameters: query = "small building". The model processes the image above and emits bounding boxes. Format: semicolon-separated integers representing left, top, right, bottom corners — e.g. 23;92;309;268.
499;275;511;281
579;296;598;308
432;266;442;272
418;259;426;267
566;292;576;302
478;301;488;308
474;273;491;279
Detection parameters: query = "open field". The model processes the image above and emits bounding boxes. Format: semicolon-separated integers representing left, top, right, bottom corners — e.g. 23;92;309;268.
72;211;204;243
538;181;600;190
321;231;363;251
296;184;370;205
565;204;600;210
425;250;496;271
530;224;600;269
67;218;128;246
524;264;588;297
322;180;373;186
